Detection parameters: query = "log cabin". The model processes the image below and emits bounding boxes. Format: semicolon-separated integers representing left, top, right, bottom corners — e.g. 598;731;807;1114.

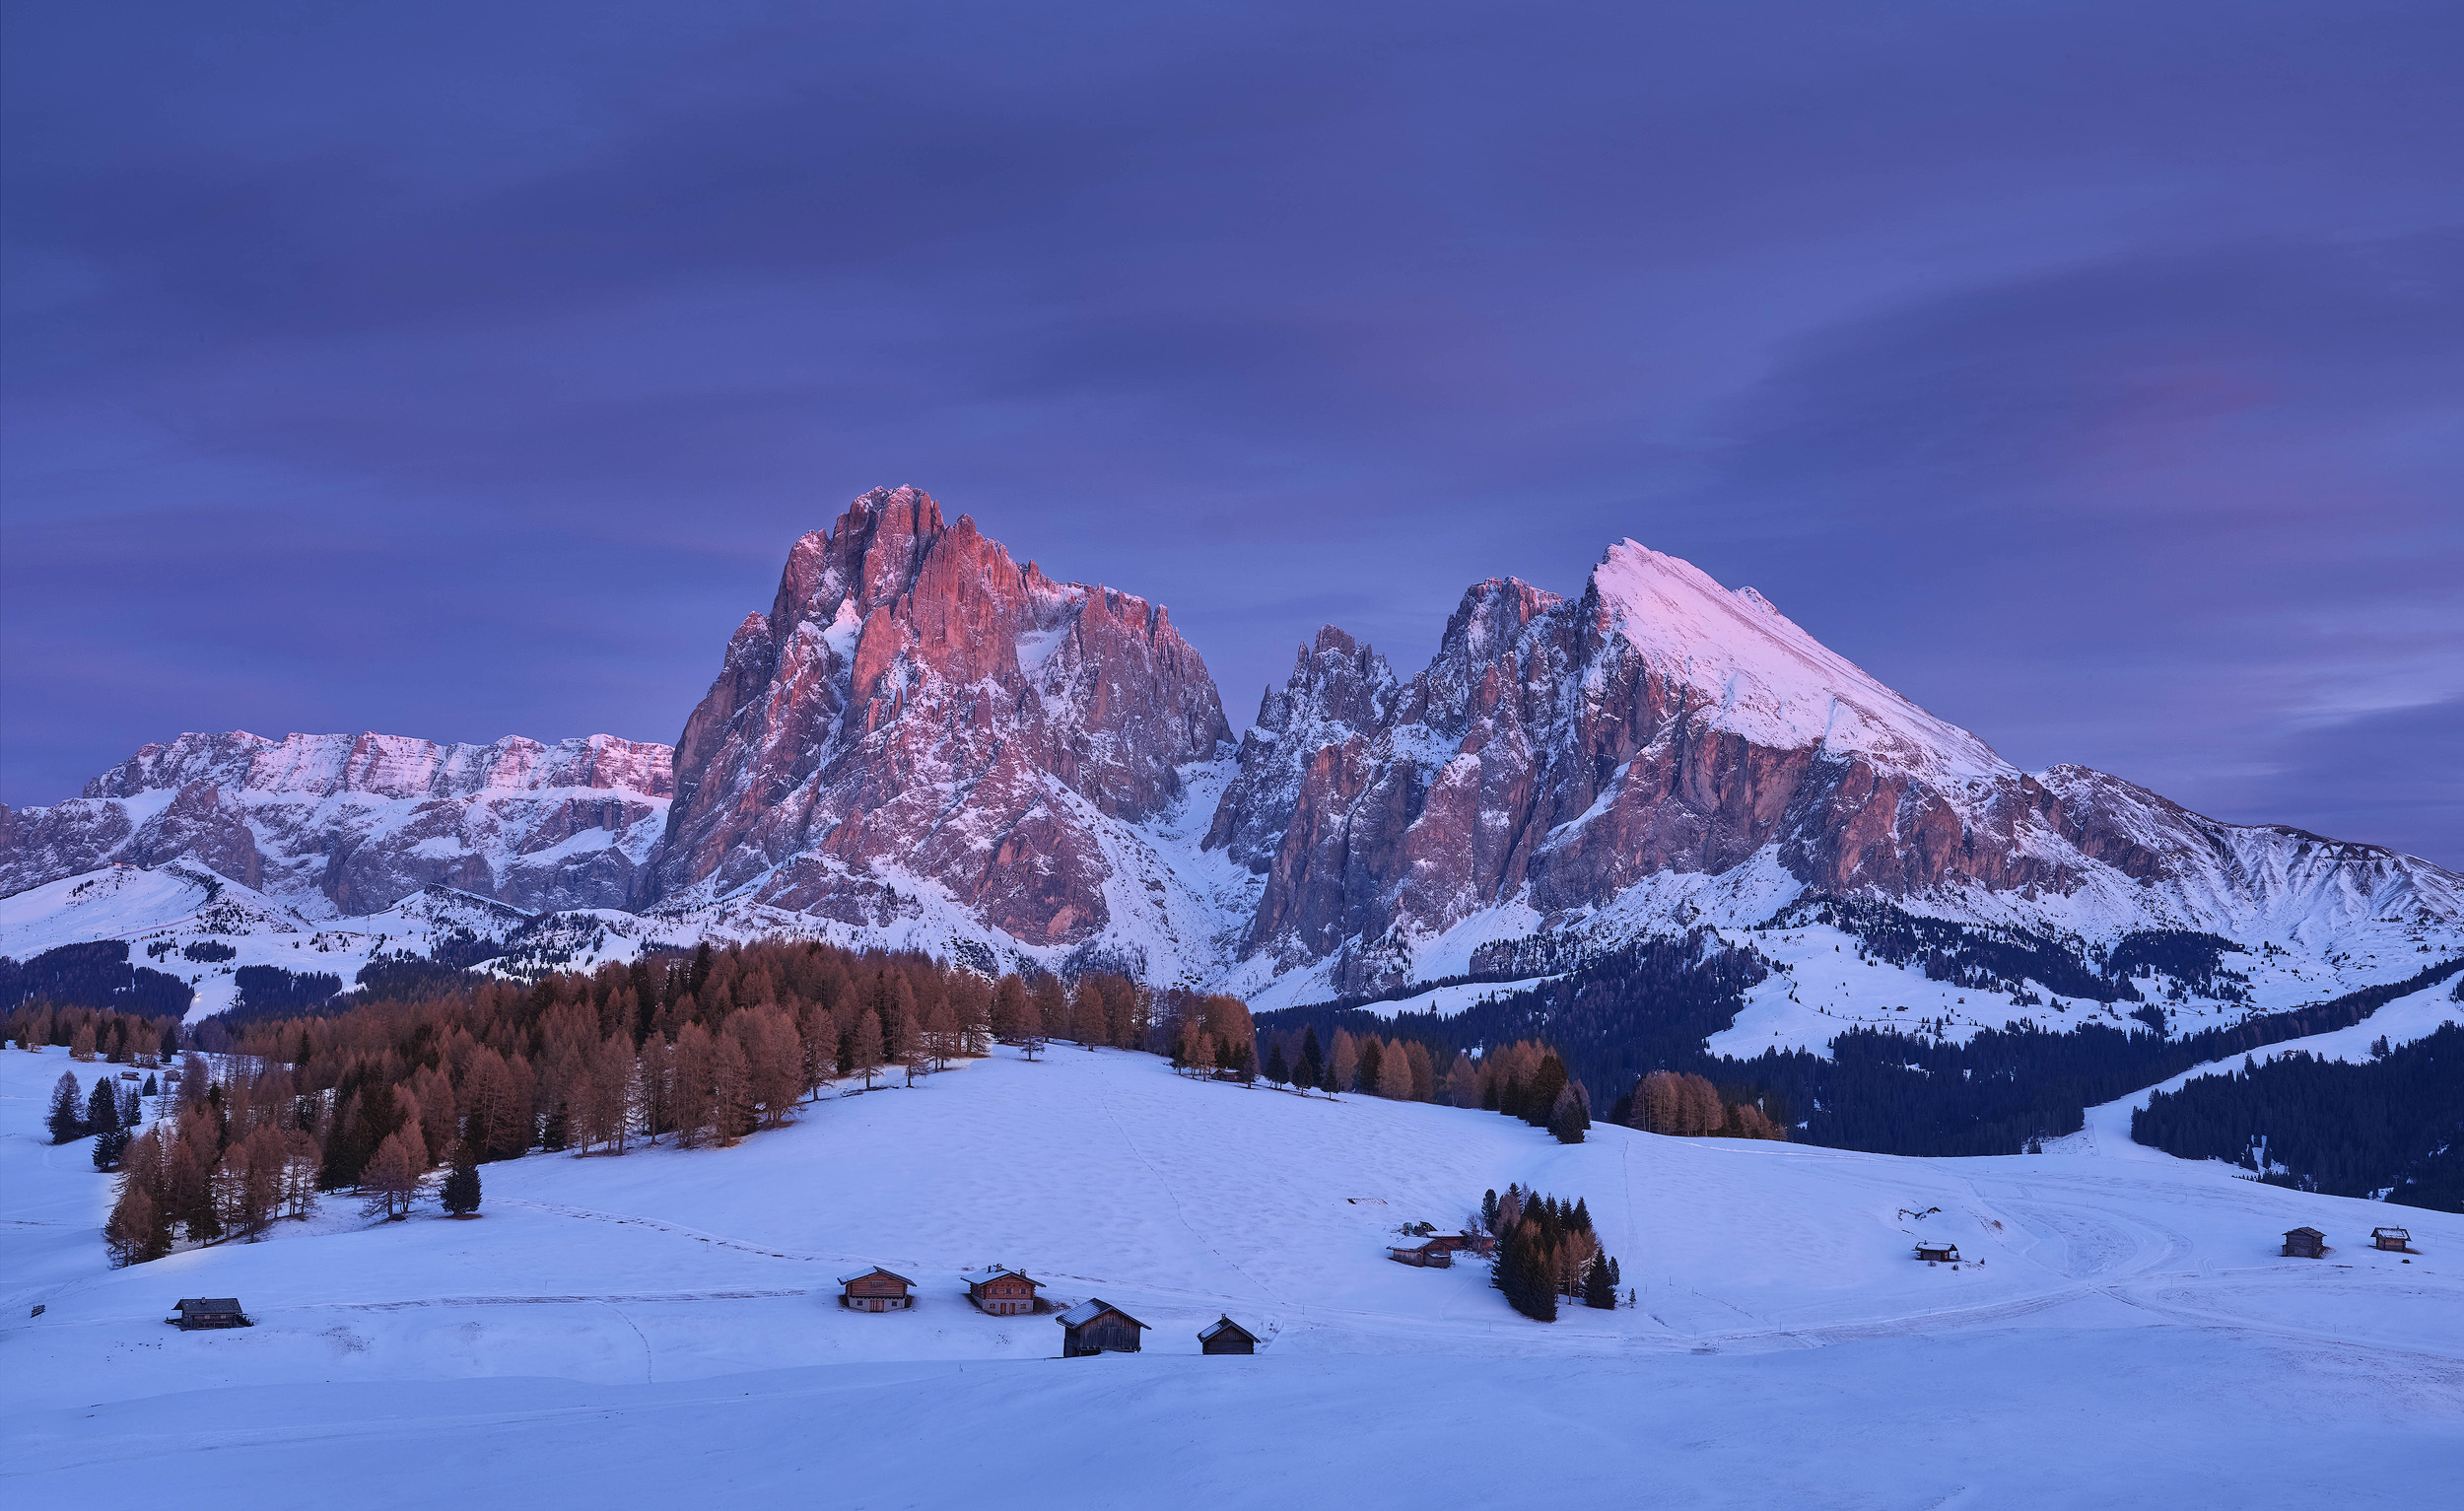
1914;1242;1959;1264
2370;1226;2415;1253
168;1298;249;1330
2282;1227;2327;1259
963;1265;1044;1316
839;1267;916;1311
1198;1315;1260;1354
1387;1239;1454;1268
1057;1298;1147;1356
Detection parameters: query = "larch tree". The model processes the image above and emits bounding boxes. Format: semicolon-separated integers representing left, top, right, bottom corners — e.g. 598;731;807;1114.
1375;1041;1412;1100
848;1007;886;1092
991;976;1030;1042
359;1132;422;1221
1331;1030;1359;1095
710;1030;756;1141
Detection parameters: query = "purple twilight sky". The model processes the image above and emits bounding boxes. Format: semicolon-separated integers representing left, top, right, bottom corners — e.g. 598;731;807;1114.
4;2;2459;866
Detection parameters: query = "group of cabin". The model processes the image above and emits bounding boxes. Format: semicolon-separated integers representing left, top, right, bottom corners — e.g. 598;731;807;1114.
1386;1232;1498;1269
2283;1226;2416;1259
837;1264;1047;1316
836;1267;1260;1355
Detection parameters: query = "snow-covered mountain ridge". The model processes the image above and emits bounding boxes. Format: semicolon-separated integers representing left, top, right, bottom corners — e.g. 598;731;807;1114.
2;730;671;919
4;488;2457;1038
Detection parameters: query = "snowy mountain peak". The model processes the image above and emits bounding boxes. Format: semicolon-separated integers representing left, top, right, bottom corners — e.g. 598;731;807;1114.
1584;540;2008;786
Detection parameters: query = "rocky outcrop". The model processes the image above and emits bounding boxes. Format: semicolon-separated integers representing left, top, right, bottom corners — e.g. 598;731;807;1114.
0;731;671;916
642;486;1231;948
1206;541;2464;994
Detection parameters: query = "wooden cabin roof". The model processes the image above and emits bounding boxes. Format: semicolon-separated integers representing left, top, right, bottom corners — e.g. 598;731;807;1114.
1198;1315;1259;1344
961;1265;1041;1288
2372;1227;2411;1239
1057;1298;1147;1330
837;1267;915;1286
174;1298;242;1311
2284;1227;2325;1240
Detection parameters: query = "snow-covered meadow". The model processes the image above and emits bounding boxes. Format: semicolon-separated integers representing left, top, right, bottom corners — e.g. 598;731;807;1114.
5;1043;2458;1506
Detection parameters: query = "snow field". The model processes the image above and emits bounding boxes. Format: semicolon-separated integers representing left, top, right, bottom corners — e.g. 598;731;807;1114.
5;1041;2461;1504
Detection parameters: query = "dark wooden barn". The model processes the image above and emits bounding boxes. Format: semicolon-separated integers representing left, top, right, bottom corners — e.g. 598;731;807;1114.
2370;1227;2415;1253
2282;1227;2327;1259
839;1267;916;1311
1388;1239;1454;1268
167;1298;249;1330
1198;1315;1260;1355
1914;1242;1959;1264
1057;1298;1147;1356
963;1265;1044;1316
1433;1232;1497;1260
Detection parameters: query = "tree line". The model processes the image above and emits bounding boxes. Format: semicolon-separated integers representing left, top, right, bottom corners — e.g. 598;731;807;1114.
1258;1028;1597;1142
2131;1022;2463;1210
34;937;1283;1268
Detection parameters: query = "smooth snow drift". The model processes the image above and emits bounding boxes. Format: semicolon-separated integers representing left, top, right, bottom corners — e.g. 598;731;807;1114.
4;1044;2455;1506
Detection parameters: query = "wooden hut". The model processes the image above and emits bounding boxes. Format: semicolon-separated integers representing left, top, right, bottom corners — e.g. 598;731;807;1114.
1388;1238;1454;1268
167;1298;249;1330
1198;1315;1260;1355
962;1265;1044;1316
2281;1227;2327;1259
1057;1298;1147;1356
2370;1226;2415;1253
1431;1232;1496;1259
1914;1242;1959;1264
838;1267;916;1311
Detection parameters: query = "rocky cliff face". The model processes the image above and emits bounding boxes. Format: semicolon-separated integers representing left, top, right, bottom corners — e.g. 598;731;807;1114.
1206;540;2464;995
9;512;2454;1006
642;486;1232;950
0;731;671;917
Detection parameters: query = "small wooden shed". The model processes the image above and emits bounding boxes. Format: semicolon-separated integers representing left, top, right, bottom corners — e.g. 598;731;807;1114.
839;1267;916;1311
2370;1226;2415;1253
1433;1232;1497;1260
1915;1242;1959;1264
1198;1315;1260;1355
1057;1298;1147;1356
167;1298;249;1330
963;1265;1044;1316
2282;1227;2327;1259
1388;1239;1454;1269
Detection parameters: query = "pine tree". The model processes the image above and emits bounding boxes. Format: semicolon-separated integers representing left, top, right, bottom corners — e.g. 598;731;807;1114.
1482;1189;1499;1233
141;1071;158;1097
92;1122;129;1171
1526;1055;1568;1129
45;1071;85;1143
1549;1083;1590;1144
440;1142;483;1217
1584;1252;1617;1310
87;1074;120;1135
1297;1028;1324;1090
1265;1042;1289;1085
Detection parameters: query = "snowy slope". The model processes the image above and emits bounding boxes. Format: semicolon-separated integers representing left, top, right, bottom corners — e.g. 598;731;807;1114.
4;1044;2456;1505
0;864;546;1023
1590;540;2009;787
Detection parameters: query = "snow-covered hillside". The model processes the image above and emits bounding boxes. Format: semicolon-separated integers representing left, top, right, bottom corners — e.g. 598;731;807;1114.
5;1044;2457;1504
